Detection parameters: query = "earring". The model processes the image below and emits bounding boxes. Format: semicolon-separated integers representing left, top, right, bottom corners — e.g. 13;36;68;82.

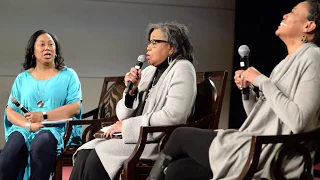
301;35;308;43
167;56;173;64
55;54;57;58
32;55;35;59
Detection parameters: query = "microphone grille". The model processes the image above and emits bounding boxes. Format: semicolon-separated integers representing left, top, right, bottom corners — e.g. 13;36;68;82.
137;55;146;63
238;45;250;57
10;97;18;104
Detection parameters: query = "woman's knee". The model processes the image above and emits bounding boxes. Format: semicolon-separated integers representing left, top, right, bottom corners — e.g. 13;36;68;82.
169;127;195;142
30;130;57;154
85;150;102;168
74;149;92;165
1;132;27;159
8;131;25;141
0;132;28;171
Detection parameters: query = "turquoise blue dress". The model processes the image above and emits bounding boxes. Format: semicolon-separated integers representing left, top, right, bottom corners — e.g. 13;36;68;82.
3;66;82;179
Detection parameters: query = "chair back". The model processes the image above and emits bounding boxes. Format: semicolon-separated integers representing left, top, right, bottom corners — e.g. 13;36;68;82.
85;76;125;140
158;71;228;152
187;71;228;129
97;76;126;119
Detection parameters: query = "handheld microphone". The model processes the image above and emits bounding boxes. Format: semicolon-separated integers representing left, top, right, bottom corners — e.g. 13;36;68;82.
10;97;30;113
125;55;146;94
238;45;250;100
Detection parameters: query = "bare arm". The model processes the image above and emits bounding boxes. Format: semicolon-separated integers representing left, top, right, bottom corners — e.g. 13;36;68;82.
6;106;28;128
6;106;43;131
46;101;81;120
25;101;81;122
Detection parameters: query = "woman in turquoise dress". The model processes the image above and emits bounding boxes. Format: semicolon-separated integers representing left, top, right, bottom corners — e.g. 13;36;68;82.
0;30;82;180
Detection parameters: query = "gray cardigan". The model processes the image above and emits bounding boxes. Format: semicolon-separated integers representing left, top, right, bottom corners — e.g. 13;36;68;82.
209;43;320;179
73;59;197;179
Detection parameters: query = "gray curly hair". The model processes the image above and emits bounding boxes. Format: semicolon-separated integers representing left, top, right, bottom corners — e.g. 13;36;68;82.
147;22;195;63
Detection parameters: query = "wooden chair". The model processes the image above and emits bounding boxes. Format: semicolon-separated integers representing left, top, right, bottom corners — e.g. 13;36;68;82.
121;70;228;180
55;70;228;180
54;76;126;180
238;126;320;180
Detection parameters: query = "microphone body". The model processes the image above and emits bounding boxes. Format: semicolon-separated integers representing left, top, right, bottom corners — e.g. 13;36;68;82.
125;55;146;94
10;97;30;113
238;45;250;100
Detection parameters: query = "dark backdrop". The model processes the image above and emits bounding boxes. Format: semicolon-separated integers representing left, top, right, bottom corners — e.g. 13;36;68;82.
229;0;303;128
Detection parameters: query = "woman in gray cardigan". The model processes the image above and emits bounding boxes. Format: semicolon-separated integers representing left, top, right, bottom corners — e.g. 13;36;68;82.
148;1;320;180
70;22;197;180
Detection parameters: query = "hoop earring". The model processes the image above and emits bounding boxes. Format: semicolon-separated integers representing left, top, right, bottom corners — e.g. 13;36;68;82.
167;56;173;64
301;35;308;43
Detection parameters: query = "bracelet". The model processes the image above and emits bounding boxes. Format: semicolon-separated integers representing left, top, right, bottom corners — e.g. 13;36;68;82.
25;121;31;131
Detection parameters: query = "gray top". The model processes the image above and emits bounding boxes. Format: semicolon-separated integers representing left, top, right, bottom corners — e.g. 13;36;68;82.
73;59;197;179
209;43;320;179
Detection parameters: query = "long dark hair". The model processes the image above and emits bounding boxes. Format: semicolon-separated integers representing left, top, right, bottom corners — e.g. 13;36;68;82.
23;30;65;70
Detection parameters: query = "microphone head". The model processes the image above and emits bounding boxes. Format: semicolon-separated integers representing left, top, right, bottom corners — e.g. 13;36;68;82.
10;97;18;104
238;45;250;57
137;55;146;63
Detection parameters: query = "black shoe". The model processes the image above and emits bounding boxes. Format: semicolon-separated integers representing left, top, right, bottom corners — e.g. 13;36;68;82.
147;152;172;180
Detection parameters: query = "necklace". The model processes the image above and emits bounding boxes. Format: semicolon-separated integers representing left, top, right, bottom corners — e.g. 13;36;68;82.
151;76;157;88
35;68;54;108
145;75;157;101
36;81;50;108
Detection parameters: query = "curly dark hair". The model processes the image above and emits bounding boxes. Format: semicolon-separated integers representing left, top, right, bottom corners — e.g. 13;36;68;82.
23;30;65;70
307;0;320;46
147;22;195;64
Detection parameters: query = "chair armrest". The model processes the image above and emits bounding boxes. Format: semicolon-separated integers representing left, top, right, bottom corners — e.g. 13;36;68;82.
82;107;99;119
63;116;119;146
187;113;216;129
122;125;182;179
122;113;217;179
238;127;320;180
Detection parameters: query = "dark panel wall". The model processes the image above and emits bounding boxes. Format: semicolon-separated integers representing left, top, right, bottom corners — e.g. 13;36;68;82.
229;0;303;128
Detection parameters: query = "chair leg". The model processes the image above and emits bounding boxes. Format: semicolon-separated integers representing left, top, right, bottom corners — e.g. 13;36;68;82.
54;158;63;180
147;152;172;180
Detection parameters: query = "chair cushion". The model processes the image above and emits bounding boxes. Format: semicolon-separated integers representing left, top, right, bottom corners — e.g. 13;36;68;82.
98;81;125;119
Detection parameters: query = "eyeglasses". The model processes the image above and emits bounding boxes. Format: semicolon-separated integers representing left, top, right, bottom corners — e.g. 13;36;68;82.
148;39;169;48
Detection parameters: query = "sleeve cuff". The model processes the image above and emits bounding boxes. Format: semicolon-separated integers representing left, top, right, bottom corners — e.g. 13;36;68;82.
252;74;268;88
124;93;137;108
253;74;279;97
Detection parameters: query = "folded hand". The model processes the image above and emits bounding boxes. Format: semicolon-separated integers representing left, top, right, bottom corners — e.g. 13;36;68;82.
103;121;122;139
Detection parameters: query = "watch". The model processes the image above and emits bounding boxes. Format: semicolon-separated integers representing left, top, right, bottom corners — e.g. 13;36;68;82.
42;112;48;120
